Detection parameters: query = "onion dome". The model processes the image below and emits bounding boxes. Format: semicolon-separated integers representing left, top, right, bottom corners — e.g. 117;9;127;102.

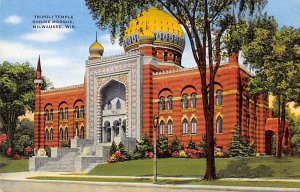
123;7;185;53
89;32;104;59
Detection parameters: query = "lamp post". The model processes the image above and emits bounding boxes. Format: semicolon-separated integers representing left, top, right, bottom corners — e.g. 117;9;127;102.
153;115;159;184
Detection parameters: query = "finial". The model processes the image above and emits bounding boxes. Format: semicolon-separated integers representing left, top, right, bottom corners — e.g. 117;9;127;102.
96;31;98;42
36;55;42;79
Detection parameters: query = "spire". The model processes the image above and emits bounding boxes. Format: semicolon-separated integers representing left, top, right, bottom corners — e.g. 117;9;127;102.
96;31;98;42
36;55;42;80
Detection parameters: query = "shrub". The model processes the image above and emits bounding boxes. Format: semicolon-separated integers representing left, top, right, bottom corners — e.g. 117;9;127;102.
170;136;180;152
134;134;153;158
118;142;131;160
6;148;12;157
157;135;170;158
109;141;118;156
13;153;21;160
45;146;51;157
107;151;126;163
229;126;255;157
186;138;197;149
185;148;204;158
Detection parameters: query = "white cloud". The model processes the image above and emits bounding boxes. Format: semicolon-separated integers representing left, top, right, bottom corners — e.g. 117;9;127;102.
22;28;73;43
3;15;22;25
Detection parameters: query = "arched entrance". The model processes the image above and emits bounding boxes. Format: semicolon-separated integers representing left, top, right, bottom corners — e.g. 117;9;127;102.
265;130;276;155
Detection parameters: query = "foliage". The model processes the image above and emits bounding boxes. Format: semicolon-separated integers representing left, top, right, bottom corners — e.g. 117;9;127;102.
229;126;255;157
109;141;118;156
170;136;181;152
199;134;207;152
85;0;266;180
186;138;197;149
108;151;126;163
44;146;51;157
0;61;50;149
157;135;170;158
134;134;153;159
271;134;276;156
118;142;131;160
12;119;34;156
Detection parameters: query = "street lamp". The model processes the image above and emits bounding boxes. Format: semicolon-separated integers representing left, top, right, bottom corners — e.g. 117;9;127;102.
153;115;159;184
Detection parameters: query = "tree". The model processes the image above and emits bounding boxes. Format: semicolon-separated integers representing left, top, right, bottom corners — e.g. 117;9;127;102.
241;21;300;158
85;0;266;180
0;61;49;150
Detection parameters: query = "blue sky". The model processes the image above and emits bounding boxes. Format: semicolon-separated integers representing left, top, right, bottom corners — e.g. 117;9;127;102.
0;0;299;87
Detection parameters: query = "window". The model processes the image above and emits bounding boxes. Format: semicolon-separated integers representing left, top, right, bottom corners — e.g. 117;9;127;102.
80;106;84;118
45;129;49;141
50;109;53;121
164;51;168;61
116;99;121;109
191;118;197;134
59;108;63;120
191;93;197;108
159;96;165;111
159;120;165;135
167;96;173;110
107;101;112;110
182;118;188;135
74;106;79;119
65;127;68;140
167;120;173;135
182;94;188;109
80;126;84;139
59;128;63;140
216;90;223;106
44;110;49;121
64;107;68;119
216;116;223;134
50;128;53;140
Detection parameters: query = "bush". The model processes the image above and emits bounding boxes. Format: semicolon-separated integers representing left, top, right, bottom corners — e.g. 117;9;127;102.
157;135;170;158
229;126;255;157
170;136;181;152
45;146;51;157
134;134;153;159
13;153;21;160
186;138;197;149
109;141;118;156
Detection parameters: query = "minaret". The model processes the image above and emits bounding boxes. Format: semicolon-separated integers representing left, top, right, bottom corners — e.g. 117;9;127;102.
34;56;44;151
89;32;104;60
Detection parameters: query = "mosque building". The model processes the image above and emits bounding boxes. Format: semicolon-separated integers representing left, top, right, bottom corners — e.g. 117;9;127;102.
33;7;290;158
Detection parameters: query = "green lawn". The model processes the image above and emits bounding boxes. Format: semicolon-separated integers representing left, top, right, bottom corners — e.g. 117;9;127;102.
89;157;300;178
0;156;29;173
29;176;300;188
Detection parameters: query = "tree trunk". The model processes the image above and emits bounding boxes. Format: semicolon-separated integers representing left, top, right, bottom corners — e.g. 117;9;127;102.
277;97;286;158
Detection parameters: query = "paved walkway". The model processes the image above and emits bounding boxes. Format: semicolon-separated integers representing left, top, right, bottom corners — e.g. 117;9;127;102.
0;172;300;192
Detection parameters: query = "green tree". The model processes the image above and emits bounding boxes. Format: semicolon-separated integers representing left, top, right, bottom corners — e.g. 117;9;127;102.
109;141;118;156
135;134;153;158
241;24;300;158
170;136;180;152
0;61;49;150
229;125;254;157
13;119;34;155
186;138;197;149
85;0;266;180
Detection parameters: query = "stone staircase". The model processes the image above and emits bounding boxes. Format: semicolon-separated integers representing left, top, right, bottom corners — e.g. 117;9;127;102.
37;149;79;172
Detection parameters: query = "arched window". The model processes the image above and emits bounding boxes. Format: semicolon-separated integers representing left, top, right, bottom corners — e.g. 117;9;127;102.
50;109;54;121
50;128;53;140
59;108;63;120
216;90;223;106
116;99;121;109
167;96;173;110
191;93;197;108
191;118;197;134
74;106;79;119
59;128;63;140
107;101;112;110
80;106;84;118
167;120;173;135
65;127;68;140
216;116;223;134
182;118;188;135
45;129;49;141
182;94;188;109
80;126;84;139
64;107;68;119
44;110;49;121
159;96;165;111
159;120;165;135
164;51;168;61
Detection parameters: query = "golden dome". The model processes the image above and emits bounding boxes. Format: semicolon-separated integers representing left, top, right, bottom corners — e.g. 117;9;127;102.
123;7;185;52
89;33;104;57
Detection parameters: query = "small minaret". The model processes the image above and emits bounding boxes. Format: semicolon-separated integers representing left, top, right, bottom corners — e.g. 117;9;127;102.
34;56;44;151
89;32;104;60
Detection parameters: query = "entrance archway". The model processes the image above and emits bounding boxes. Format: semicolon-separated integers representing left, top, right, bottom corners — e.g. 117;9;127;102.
265;130;276;155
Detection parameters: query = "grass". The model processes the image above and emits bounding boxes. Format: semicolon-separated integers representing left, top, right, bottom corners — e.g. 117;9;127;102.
89;157;300;178
28;176;300;188
0;156;29;173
